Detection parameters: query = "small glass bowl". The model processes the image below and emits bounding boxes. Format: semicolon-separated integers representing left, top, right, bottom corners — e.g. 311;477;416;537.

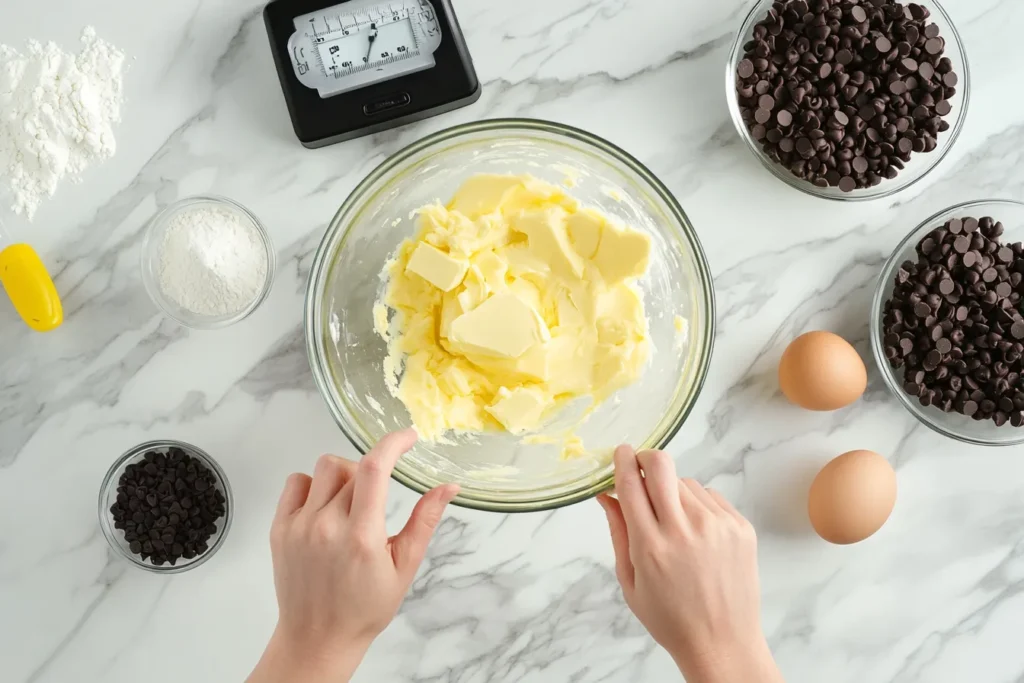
141;195;276;329
870;199;1024;446
725;0;970;202
98;439;234;573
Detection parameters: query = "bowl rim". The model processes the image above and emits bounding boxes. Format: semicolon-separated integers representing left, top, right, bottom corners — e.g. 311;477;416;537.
724;0;971;202
303;117;717;512
869;198;1024;446
140;194;277;330
98;439;234;573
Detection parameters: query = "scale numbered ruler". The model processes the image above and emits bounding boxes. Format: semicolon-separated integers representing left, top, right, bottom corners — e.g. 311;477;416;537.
289;0;442;97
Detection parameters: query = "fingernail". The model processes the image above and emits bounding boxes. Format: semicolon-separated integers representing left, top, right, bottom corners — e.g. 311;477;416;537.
394;427;419;443
614;445;634;458
441;484;460;503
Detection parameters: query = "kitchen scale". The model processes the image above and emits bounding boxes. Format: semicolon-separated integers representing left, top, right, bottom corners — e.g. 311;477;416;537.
264;0;480;148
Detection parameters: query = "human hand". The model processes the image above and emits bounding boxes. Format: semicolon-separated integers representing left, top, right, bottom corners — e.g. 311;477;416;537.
248;429;459;683
597;446;783;683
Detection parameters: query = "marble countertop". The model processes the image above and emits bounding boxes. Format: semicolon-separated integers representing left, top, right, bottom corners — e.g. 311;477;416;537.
3;0;1024;681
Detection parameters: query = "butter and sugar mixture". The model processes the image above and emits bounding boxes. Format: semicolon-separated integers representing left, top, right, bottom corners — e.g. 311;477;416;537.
376;173;651;457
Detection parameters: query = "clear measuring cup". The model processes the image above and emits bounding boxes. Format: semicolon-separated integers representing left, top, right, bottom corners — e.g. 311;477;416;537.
0;215;63;332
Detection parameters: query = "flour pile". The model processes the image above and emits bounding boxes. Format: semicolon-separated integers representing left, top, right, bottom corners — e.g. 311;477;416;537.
0;27;125;220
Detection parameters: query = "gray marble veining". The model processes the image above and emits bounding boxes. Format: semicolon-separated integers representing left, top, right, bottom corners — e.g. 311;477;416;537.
3;0;1024;681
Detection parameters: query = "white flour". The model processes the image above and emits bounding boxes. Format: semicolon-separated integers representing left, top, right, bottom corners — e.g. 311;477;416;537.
157;205;270;318
0;27;125;220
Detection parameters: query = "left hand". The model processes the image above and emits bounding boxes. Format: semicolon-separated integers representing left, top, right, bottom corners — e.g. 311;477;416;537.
248;429;459;683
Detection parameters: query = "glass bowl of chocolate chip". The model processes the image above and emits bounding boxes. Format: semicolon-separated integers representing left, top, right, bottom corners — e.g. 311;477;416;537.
871;200;1024;446
99;440;233;572
726;0;969;201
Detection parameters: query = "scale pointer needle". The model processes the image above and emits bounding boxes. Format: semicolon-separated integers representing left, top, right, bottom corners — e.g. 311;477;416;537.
364;25;378;63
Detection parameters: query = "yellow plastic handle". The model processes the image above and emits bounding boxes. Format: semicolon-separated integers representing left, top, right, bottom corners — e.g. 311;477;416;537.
0;244;63;332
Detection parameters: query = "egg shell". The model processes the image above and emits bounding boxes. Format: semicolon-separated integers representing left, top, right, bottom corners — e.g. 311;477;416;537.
778;331;867;411
808;450;897;545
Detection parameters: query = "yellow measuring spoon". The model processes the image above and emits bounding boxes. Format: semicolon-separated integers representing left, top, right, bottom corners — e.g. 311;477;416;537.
0;219;63;332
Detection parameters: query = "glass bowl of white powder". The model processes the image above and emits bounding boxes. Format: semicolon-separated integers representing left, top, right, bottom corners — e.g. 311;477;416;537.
142;195;275;329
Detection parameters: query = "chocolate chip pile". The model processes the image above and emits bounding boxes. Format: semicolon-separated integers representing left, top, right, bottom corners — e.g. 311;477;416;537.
736;0;958;192
882;217;1024;427
110;447;227;566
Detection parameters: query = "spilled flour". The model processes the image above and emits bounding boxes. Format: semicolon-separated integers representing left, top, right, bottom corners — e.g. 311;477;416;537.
0;27;126;220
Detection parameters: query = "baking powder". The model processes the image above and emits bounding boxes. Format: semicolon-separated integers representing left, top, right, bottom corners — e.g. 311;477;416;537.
0;27;125;220
156;205;270;318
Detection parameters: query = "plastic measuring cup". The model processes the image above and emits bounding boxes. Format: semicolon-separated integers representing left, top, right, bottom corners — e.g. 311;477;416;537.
0;216;63;332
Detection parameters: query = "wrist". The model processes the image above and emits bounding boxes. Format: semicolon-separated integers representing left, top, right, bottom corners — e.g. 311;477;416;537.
249;627;370;683
672;635;782;683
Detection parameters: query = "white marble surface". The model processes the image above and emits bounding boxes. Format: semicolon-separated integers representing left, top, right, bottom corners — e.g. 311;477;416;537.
3;0;1024;681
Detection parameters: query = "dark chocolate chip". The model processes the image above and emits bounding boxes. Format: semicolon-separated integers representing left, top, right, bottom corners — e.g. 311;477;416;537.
108;448;225;566
734;1;958;191
883;215;1024;428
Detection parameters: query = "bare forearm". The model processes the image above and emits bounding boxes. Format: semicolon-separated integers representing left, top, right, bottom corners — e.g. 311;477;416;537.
246;630;367;683
673;639;784;683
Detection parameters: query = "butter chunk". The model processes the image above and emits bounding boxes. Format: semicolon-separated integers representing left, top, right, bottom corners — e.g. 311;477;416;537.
472;250;508;294
502;176;578;214
513;207;585;279
592;222;651;284
486;386;549;433
596;286;645;344
449;292;550;359
530;335;592;394
406;242;469;292
502;244;551;278
439;292;466;339
566;208;604;260
448;174;523;218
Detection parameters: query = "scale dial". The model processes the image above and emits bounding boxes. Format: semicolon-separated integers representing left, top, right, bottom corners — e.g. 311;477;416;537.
289;0;443;98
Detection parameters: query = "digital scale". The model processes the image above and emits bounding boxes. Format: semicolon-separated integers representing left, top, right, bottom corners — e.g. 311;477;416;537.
264;0;480;148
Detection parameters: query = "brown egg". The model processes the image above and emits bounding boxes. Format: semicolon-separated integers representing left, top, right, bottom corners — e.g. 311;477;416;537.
808;450;897;545
778;331;867;410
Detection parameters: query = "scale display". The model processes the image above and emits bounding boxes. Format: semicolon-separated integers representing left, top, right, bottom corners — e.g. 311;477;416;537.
289;0;443;98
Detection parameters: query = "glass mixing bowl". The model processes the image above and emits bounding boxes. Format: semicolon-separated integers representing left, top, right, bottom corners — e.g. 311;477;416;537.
725;0;969;202
870;199;1024;446
305;119;716;512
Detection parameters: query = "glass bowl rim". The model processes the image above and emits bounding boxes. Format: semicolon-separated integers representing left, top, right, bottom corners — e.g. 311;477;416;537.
140;194;277;330
869;198;1024;446
303;117;717;512
724;0;971;203
97;439;235;573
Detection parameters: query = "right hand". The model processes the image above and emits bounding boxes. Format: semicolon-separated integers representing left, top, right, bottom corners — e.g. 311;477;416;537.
597;446;783;683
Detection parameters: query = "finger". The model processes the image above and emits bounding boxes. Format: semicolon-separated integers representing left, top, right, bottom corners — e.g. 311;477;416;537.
613;445;656;532
597;494;634;591
327;478;357;518
706;487;744;520
274;473;313;523
678;478;723;517
351;428;418;524
635;450;683;523
390;484;460;576
304;455;358;511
